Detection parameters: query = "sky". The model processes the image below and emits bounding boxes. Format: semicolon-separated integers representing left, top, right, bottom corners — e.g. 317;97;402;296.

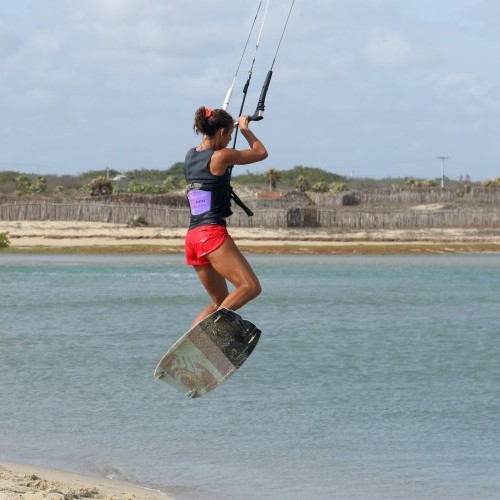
1;0;500;181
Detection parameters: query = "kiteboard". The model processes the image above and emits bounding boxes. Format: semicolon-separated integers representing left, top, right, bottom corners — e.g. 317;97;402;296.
154;308;261;399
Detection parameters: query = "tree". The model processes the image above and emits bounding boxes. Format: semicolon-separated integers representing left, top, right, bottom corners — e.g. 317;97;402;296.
265;168;281;191
295;175;311;192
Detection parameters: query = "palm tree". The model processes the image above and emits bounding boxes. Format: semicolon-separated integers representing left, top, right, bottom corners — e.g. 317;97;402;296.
265;168;281;191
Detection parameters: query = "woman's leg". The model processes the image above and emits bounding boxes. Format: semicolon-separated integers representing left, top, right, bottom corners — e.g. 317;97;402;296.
193;238;261;324
205;237;261;310
192;265;229;326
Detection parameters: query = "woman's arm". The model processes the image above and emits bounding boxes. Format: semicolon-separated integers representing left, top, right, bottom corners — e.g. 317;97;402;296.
210;116;268;175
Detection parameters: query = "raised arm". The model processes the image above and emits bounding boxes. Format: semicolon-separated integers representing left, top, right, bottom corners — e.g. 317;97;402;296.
210;115;268;175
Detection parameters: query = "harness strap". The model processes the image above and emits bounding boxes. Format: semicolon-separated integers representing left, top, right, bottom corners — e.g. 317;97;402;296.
230;187;254;217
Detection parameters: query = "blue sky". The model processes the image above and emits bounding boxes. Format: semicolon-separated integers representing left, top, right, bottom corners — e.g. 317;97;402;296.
1;0;499;181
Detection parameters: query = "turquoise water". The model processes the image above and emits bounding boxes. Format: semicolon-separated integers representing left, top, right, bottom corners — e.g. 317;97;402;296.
1;253;499;499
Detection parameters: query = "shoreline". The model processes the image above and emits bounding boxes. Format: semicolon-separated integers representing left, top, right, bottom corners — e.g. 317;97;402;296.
0;461;169;500
2;220;500;254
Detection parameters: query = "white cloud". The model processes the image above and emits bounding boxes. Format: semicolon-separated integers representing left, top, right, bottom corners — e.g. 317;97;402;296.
29;32;61;54
0;20;22;58
84;0;160;22
1;1;500;179
434;72;500;114
364;29;420;66
134;19;169;50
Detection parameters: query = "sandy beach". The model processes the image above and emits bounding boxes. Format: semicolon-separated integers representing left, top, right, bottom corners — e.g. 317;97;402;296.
0;461;169;500
2;220;500;254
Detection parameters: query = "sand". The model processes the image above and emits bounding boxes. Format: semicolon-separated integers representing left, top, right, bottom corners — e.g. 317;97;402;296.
0;461;169;500
2;220;500;254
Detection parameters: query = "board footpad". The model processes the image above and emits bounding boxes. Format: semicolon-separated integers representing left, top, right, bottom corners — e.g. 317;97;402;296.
207;309;261;368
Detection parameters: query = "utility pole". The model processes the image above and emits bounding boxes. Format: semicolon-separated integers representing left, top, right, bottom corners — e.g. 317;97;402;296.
437;156;449;189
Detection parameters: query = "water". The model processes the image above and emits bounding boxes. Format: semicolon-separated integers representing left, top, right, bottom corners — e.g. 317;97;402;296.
1;253;499;499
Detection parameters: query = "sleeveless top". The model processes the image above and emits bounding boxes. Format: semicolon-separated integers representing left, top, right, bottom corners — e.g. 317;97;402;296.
184;148;232;229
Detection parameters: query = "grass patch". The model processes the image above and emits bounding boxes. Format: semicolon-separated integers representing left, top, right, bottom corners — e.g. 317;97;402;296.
4;242;500;255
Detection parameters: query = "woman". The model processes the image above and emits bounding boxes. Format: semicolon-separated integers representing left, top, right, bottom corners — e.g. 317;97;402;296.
184;106;268;326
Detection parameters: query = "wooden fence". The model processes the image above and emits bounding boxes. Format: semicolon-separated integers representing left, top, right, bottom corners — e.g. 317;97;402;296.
0;200;190;227
316;208;500;229
308;187;500;207
1;198;500;229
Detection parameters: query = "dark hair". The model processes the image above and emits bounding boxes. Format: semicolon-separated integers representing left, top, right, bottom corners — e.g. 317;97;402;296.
193;106;234;137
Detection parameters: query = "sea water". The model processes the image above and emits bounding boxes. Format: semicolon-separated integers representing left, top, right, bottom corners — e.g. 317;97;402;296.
1;253;499;499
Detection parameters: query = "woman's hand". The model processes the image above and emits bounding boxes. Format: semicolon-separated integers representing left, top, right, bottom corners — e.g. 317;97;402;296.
237;115;250;131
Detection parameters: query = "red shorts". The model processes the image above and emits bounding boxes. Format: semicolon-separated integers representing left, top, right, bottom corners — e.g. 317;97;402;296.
185;225;232;266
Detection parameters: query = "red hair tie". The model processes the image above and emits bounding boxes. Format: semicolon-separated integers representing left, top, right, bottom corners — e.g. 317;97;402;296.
205;107;212;118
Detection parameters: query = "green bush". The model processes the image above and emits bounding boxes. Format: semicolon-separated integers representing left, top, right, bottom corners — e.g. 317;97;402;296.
483;177;500;187
329;182;349;193
126;175;181;194
14;174;47;195
311;181;329;193
127;181;166;194
0;232;10;248
87;176;113;195
295;175;311;192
